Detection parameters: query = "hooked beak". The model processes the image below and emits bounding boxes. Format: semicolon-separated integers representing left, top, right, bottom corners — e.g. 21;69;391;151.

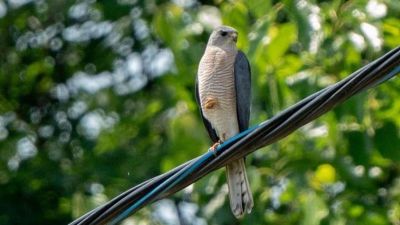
231;32;238;43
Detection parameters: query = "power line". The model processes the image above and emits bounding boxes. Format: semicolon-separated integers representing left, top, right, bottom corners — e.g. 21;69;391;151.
70;46;400;225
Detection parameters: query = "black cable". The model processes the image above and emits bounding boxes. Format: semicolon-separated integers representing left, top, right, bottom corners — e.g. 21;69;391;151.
69;46;400;225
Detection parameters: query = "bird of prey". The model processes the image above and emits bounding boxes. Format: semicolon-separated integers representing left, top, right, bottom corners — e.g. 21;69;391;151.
195;25;253;218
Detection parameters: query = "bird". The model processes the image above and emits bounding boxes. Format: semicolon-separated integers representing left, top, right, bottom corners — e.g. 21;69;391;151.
195;25;253;218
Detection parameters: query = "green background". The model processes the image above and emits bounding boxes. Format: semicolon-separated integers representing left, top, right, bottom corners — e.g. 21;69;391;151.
0;0;399;224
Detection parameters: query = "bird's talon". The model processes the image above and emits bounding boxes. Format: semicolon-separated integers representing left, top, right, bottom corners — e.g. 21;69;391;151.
208;140;222;156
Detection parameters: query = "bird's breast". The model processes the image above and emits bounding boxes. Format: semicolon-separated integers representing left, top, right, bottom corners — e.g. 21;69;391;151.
197;46;239;139
198;47;237;109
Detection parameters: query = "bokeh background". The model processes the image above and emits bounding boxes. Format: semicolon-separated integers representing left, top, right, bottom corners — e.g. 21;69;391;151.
0;0;399;224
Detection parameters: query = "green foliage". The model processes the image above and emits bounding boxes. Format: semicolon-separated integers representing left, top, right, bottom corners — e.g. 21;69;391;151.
0;0;399;224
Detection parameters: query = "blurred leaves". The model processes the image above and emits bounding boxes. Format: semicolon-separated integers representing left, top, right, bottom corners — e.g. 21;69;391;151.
0;0;399;225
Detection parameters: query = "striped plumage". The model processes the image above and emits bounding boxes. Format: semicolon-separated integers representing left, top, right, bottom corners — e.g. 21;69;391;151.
198;45;239;140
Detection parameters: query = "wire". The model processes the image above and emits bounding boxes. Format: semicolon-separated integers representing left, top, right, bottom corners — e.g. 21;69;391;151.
69;46;400;225
109;125;260;224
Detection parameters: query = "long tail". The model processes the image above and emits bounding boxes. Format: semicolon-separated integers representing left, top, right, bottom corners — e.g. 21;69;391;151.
226;158;253;218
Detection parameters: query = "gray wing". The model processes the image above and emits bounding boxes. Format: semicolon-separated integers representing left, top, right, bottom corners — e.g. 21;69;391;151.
195;77;219;143
234;50;252;132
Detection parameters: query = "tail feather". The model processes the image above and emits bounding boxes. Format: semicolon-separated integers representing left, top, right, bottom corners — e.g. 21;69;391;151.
226;158;253;218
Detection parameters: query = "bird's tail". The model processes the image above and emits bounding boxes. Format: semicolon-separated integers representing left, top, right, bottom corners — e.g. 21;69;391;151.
226;158;253;218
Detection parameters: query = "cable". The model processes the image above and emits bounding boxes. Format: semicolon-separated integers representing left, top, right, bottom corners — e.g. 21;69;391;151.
69;46;400;225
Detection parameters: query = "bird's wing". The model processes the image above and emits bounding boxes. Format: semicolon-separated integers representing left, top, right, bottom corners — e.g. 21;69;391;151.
195;76;219;142
234;50;252;132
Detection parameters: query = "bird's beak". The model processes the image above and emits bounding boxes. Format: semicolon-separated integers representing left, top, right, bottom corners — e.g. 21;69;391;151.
231;32;238;43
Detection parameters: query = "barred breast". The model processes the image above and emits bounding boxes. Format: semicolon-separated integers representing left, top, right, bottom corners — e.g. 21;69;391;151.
197;46;239;141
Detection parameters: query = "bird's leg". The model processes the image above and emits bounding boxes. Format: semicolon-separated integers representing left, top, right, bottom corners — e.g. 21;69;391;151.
209;140;222;156
210;140;222;150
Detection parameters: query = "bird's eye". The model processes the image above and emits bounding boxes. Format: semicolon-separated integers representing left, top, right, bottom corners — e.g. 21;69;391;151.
220;31;228;36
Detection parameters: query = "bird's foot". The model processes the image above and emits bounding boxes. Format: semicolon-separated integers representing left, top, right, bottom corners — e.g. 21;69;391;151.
208;140;222;156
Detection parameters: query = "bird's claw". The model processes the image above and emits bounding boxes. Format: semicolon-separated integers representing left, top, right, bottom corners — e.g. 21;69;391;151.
209;140;222;156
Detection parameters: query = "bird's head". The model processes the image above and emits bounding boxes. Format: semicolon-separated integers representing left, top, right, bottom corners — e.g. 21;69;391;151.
207;25;238;49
